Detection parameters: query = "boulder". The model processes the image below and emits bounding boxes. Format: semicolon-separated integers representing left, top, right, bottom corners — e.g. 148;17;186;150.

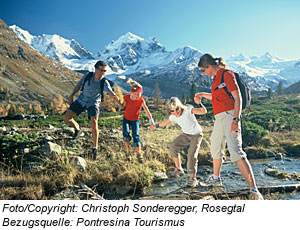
38;141;62;158
69;156;87;172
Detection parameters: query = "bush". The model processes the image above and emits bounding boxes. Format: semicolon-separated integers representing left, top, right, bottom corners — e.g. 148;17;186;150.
242;121;268;146
244;146;269;159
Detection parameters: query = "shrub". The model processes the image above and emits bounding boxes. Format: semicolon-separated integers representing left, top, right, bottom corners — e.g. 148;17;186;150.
242;121;268;146
244;146;269;159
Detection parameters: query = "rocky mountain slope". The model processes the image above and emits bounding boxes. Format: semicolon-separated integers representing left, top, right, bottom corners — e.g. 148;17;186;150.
0;19;82;106
285;80;300;94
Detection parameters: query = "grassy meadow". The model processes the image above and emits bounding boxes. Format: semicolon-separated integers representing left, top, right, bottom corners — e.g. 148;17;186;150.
0;94;300;199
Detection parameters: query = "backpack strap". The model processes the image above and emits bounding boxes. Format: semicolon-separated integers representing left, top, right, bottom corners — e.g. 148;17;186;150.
81;72;93;91
100;77;107;102
214;70;234;100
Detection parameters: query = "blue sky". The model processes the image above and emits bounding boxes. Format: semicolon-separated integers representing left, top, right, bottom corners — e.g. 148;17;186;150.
1;0;300;59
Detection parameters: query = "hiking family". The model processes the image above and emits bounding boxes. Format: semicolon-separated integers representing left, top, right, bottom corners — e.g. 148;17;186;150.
64;54;263;200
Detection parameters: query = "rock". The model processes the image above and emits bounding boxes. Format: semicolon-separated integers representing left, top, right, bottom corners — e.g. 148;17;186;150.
267;151;276;158
275;153;283;160
0;127;7;132
23;148;30;154
153;170;168;181
266;164;276;169
264;168;277;176
43;135;53;142
63;127;75;135
47;124;55;130
108;129;122;138
38;141;62;158
264;168;289;180
69;156;87;172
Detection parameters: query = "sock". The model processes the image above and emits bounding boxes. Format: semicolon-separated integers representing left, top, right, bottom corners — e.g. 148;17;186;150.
92;146;97;150
213;175;219;180
250;187;258;192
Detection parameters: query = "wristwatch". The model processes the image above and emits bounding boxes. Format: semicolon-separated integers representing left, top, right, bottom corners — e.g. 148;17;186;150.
233;117;240;122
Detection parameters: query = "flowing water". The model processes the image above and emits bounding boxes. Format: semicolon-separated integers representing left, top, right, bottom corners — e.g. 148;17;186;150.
143;157;300;200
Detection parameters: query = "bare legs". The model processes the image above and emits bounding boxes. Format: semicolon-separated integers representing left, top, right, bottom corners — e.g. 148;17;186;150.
64;109;80;130
90;117;98;148
64;110;99;148
212;157;256;188
124;143;142;156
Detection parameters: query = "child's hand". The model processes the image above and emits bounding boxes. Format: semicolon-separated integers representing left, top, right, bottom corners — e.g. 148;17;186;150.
150;124;156;130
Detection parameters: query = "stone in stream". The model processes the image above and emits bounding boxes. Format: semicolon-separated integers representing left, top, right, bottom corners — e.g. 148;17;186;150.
153;170;168;181
267;151;276;158
275;153;283;160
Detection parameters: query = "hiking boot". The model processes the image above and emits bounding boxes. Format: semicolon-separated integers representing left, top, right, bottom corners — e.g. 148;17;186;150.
249;190;264;200
137;154;145;164
187;178;199;188
73;129;82;140
92;148;98;160
170;168;185;178
199;175;223;187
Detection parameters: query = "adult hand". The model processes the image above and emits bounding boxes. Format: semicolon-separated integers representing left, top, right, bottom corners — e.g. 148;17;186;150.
114;95;120;103
194;92;204;98
194;93;203;104
231;120;240;133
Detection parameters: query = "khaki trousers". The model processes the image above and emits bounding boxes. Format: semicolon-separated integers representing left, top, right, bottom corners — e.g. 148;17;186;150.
169;133;203;174
211;110;247;162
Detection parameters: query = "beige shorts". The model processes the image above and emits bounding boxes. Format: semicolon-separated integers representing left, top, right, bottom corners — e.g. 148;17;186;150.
210;110;247;162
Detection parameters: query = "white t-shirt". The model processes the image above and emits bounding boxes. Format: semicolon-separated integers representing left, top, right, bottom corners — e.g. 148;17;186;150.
169;106;203;135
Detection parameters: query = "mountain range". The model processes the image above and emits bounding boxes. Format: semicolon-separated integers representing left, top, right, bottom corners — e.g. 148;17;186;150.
8;24;300;98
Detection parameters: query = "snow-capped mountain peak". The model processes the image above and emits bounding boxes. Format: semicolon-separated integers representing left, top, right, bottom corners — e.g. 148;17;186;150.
228;53;251;63
10;25;34;44
100;32;164;58
253;51;281;64
9;25;94;62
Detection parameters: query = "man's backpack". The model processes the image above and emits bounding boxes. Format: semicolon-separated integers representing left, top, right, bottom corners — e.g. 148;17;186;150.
214;70;251;109
81;72;115;102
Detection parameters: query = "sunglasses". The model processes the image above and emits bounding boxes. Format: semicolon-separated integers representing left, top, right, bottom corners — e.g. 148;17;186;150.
98;68;107;72
132;85;140;90
170;107;180;113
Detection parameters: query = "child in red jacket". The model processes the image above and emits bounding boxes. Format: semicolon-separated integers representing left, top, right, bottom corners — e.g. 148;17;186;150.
120;79;154;163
